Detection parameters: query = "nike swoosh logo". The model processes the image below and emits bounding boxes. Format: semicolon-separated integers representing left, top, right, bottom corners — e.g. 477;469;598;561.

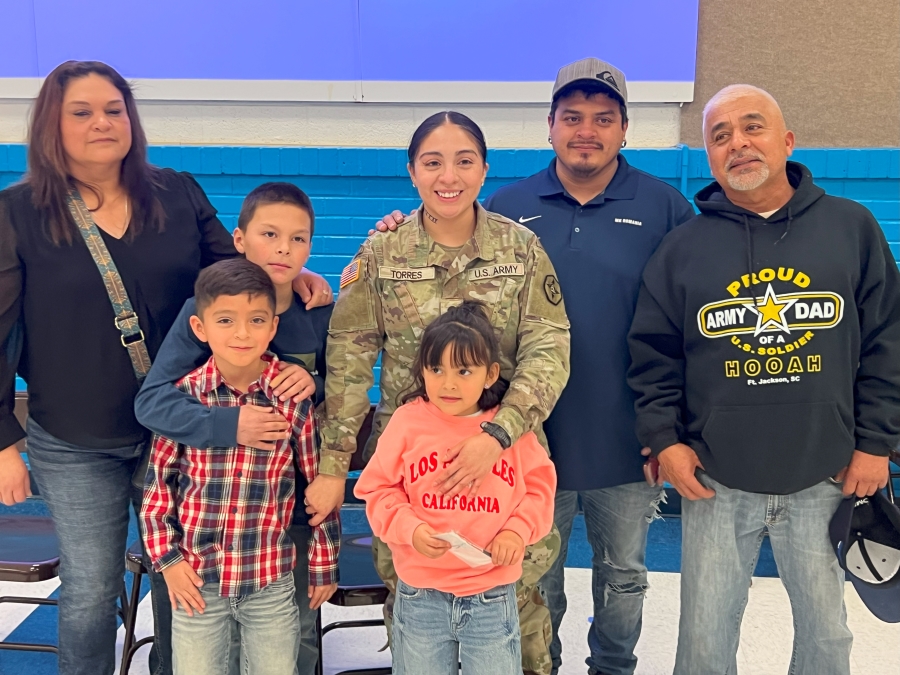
518;215;542;223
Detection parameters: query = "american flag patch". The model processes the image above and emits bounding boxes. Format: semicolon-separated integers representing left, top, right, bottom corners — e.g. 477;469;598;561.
340;259;361;288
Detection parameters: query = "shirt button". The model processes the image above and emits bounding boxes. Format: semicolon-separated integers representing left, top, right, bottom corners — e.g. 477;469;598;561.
231;507;238;514
574;227;581;233
236;471;243;477
227;545;233;551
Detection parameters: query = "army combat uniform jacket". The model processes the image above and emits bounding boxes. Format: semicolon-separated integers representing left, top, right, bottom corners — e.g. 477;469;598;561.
319;203;571;477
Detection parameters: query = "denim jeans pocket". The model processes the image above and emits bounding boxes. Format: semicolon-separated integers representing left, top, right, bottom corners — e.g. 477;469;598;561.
479;585;510;603
396;579;425;599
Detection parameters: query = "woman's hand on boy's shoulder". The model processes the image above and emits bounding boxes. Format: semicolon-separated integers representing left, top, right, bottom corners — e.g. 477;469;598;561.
488;530;524;567
271;363;315;403
293;268;334;310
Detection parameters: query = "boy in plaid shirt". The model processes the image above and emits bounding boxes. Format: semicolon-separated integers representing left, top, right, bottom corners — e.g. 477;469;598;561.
141;258;339;675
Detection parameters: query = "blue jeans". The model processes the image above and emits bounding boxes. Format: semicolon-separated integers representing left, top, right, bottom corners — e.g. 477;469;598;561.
392;579;521;675
542;482;662;675
25;417;173;675
287;519;320;675
675;474;852;675
172;572;299;675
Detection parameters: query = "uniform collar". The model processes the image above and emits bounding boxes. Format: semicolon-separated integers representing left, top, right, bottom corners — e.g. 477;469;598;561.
407;201;495;269
536;154;639;204
198;351;280;397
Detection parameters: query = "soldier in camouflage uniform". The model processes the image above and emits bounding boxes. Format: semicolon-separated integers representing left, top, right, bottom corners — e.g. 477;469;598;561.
318;118;570;672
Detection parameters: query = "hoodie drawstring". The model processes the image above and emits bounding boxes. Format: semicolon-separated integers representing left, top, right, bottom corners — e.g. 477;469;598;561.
743;215;759;306
777;206;794;243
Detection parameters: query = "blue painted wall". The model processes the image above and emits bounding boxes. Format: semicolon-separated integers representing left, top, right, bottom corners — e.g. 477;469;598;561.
2;145;894;289
1;144;897;393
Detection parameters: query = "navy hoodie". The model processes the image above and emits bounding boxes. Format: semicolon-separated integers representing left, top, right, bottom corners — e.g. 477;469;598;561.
627;162;900;494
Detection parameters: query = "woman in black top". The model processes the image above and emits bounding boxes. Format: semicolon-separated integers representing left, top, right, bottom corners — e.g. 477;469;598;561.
0;61;330;675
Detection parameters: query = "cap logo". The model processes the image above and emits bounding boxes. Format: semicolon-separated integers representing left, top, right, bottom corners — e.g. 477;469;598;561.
597;71;619;91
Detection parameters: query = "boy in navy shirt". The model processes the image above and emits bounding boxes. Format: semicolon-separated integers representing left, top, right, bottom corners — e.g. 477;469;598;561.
136;183;335;675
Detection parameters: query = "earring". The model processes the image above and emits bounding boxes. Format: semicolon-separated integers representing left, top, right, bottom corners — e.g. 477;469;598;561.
621;140;627;148
548;136;552;144
484;384;490;389
412;182;416;188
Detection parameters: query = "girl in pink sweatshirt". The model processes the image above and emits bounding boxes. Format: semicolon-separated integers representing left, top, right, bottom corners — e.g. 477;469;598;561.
354;301;557;674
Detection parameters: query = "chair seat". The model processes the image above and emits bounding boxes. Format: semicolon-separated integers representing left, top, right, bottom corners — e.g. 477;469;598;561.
125;539;148;574
0;516;60;583
328;534;388;607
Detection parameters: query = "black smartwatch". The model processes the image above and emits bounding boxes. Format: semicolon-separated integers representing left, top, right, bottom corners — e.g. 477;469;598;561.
480;421;512;450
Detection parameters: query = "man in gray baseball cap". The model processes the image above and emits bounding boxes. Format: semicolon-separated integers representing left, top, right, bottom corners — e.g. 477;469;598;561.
376;56;695;675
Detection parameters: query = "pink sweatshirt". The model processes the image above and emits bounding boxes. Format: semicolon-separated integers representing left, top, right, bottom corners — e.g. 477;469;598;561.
354;397;556;596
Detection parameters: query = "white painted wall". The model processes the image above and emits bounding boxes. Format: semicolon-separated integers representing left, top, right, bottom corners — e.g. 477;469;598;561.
0;99;682;148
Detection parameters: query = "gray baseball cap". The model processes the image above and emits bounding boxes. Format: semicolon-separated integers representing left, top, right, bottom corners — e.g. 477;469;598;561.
552;57;628;106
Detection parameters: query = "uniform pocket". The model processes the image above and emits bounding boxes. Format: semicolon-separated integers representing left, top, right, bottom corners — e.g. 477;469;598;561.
701;401;853;493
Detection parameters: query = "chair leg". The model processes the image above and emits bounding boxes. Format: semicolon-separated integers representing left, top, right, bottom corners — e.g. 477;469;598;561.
122;636;155;674
0;597;59;654
315;610;323;675
119;568;145;675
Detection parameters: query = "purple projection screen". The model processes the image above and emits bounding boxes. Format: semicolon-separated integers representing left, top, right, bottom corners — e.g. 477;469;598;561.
0;0;699;102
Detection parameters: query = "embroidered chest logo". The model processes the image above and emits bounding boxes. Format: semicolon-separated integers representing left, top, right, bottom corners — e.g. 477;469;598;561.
696;267;845;387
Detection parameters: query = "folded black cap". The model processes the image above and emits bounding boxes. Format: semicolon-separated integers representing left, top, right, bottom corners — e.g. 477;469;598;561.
829;490;900;623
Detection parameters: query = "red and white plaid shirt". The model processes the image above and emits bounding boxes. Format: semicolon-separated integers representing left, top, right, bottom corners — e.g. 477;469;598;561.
141;352;340;597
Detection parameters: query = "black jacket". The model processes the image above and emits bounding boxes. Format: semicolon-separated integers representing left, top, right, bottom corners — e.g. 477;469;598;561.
0;170;235;450
627;162;900;494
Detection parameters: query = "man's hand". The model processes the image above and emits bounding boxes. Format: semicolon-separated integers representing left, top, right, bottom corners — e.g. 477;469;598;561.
270;363;316;403
304;474;346;526
368;210;406;236
308;583;338;610
657;443;715;501
237;405;290;450
292;268;334;310
0;445;31;506
412;523;452;559
835;450;889;498
161;560;205;616
433;432;504;498
488;530;524;567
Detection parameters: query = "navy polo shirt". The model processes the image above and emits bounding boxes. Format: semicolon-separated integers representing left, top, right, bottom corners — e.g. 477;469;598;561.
484;156;695;491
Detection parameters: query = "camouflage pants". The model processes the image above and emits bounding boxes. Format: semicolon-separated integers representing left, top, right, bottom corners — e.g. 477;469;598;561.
372;525;561;675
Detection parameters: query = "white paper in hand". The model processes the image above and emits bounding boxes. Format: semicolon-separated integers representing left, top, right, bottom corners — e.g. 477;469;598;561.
433;531;493;567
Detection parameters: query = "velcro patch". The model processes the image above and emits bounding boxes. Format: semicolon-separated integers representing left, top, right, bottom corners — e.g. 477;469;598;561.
468;263;525;281
378;267;436;281
339;259;361;288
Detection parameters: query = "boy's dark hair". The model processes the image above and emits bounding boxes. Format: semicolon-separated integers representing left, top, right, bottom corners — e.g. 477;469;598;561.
194;258;276;317
550;80;628;126
237;182;315;236
401;300;508;411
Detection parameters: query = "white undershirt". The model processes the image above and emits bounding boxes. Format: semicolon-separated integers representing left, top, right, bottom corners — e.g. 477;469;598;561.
757;209;778;218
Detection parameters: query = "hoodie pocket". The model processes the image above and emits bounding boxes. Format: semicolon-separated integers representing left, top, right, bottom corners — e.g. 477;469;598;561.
701;401;853;492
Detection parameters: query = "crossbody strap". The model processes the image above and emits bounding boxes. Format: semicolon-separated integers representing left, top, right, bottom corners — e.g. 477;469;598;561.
67;189;152;380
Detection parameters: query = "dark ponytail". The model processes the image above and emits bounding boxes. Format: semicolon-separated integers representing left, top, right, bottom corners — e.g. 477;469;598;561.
400;300;508;411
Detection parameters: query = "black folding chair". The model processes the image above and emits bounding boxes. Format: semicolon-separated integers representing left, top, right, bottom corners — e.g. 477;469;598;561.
315;533;391;675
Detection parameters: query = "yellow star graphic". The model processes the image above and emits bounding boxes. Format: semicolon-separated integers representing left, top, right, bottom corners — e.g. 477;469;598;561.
743;284;797;336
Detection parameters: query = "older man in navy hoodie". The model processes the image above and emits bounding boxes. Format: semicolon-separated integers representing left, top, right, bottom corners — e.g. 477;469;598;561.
628;85;900;674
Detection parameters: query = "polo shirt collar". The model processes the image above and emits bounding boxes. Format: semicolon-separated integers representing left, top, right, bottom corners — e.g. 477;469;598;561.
536;155;639;204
